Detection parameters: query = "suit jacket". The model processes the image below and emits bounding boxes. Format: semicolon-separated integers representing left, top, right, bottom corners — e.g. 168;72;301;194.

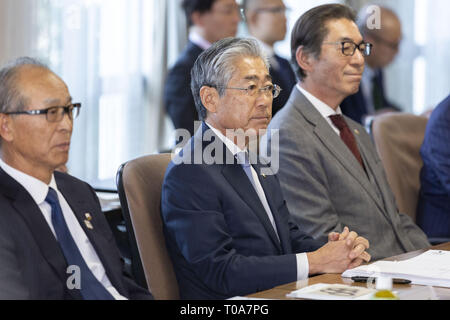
417;95;450;238
0;169;152;300
161;123;323;300
266;88;430;261
164;41;204;137
341;69;400;124
270;54;297;117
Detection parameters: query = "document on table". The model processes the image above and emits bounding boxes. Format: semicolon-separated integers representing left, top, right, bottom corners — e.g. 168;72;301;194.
342;250;450;288
287;283;376;300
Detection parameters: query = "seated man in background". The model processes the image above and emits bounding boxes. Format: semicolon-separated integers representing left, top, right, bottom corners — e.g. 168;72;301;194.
161;37;370;300
0;57;152;300
417;95;450;238
164;0;241;137
340;5;402;124
265;4;429;261
243;0;296;116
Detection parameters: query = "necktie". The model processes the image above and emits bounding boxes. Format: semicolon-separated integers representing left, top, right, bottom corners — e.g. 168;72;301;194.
46;188;114;300
372;73;384;111
329;115;365;169
236;152;280;241
236;152;256;188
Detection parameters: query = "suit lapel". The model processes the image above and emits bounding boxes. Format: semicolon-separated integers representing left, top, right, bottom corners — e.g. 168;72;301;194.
0;168;82;298
221;162;282;253
252;162;291;254
293;90;386;211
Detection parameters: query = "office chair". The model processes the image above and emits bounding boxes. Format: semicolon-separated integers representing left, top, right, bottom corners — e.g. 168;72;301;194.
116;153;180;299
371;112;449;245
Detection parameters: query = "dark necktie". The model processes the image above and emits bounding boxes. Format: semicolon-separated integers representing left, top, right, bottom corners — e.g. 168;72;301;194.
329;115;365;169
46;187;114;300
372;73;384;111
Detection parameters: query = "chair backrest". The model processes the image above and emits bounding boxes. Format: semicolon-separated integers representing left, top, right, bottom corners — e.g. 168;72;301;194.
116;153;179;299
371;113;428;221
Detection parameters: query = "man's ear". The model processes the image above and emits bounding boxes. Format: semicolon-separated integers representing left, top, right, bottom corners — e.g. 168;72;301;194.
200;86;219;114
0;114;14;142
295;46;314;75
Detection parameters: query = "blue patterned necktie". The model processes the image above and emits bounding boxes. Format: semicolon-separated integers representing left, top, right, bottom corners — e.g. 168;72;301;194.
46;187;114;300
236;152;256;187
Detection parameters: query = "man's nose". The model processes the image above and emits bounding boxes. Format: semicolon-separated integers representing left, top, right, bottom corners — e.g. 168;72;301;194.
59;111;73;131
351;48;365;67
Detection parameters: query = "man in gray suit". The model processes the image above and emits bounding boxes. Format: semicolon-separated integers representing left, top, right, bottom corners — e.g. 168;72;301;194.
264;4;429;260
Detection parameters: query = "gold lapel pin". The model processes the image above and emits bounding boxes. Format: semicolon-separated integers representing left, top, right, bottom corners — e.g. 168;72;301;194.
354;129;360;135
84;213;93;230
262;174;267;179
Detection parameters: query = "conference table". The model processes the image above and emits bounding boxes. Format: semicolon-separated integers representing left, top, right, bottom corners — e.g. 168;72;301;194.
247;242;450;300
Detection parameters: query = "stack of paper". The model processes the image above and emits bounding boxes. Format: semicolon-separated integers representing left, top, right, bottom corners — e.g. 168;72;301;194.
287;283;376;300
342;250;450;288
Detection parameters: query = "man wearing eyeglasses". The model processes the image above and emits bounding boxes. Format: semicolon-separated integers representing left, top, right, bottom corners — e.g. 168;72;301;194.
341;6;402;124
161;37;370;300
242;0;296;117
264;4;429;261
0;57;152;300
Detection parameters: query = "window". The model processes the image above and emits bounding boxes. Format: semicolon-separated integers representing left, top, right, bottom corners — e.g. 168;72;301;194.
34;0;180;190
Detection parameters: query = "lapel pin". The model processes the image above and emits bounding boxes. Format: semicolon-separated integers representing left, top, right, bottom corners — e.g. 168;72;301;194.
84;213;93;230
354;129;360;135
262;173;267;179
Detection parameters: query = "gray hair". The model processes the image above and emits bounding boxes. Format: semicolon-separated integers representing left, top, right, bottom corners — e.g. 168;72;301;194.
191;37;269;121
0;57;49;113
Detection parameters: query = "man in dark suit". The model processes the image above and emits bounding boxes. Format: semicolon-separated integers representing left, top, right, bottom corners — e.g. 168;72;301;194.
265;4;429;261
243;0;296;116
0;57;152;300
161;37;370;300
340;6;401;124
164;0;240;137
417;95;450;238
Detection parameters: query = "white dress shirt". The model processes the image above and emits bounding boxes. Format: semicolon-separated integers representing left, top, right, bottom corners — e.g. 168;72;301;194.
0;159;126;300
297;84;344;136
256;39;280;70
189;30;212;50
205;122;309;281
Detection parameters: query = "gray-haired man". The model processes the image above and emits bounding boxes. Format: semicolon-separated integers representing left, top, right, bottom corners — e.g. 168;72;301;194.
161;37;370;299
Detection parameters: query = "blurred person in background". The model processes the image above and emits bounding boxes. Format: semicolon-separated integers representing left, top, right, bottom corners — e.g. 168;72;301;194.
164;0;240;138
243;0;296;116
341;5;402;125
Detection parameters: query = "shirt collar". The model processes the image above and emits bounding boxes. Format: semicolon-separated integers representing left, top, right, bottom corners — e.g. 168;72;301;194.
205;122;246;156
189;30;212;51
0;158;57;205
296;84;343;118
257;39;275;58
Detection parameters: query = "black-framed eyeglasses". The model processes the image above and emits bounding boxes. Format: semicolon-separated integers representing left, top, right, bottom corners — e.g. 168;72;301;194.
215;84;282;99
323;41;373;57
3;103;81;122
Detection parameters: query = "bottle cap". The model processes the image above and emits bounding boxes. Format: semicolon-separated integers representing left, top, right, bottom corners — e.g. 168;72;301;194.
376;276;393;291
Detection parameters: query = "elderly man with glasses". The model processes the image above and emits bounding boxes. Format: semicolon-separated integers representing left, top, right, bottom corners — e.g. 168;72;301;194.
161;37;370;300
0;57;152;300
264;4;430;262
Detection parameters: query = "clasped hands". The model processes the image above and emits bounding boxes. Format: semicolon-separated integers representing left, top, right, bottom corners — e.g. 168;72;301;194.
307;226;371;275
